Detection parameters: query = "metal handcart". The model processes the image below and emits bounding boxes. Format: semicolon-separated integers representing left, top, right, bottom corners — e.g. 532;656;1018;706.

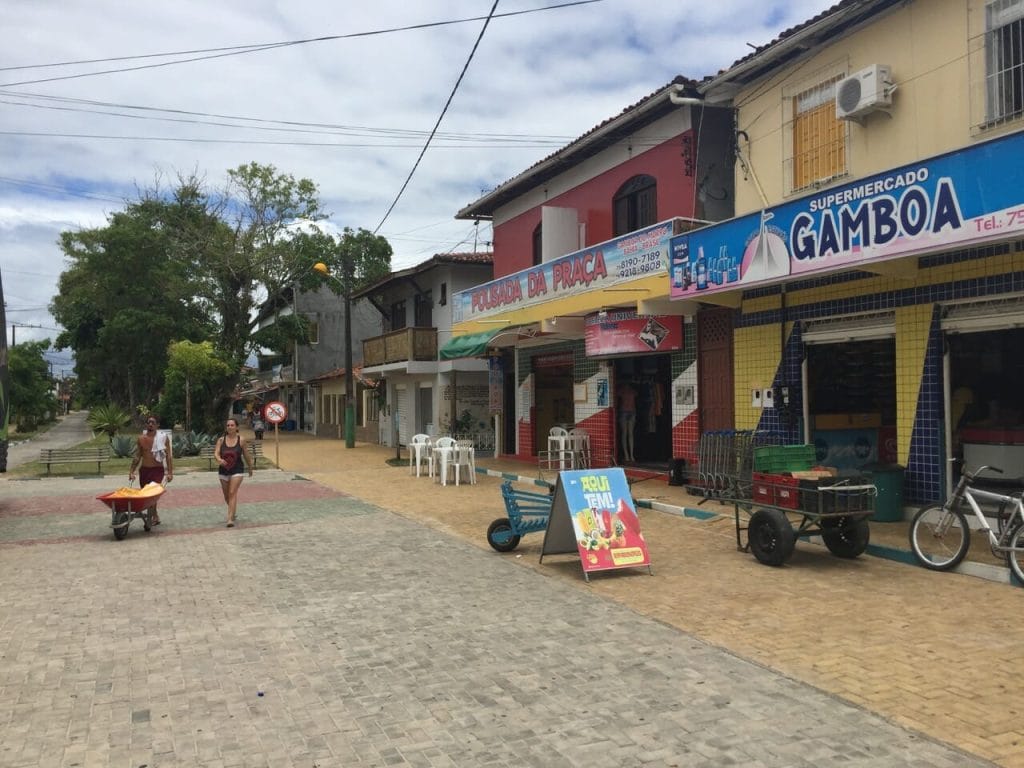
696;438;878;566
727;472;877;566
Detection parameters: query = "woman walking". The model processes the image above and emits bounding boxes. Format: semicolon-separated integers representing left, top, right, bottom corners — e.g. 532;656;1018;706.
214;417;253;527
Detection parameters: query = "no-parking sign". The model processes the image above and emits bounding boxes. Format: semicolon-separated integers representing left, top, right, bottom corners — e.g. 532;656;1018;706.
264;401;287;424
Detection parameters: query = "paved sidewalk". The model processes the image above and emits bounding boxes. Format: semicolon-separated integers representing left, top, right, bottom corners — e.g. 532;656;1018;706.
270;432;1024;768
0;428;1020;766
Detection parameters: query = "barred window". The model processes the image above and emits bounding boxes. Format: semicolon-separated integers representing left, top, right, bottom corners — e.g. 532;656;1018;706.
986;0;1024;122
791;76;847;192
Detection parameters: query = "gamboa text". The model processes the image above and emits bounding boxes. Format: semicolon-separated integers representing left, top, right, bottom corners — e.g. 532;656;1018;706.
790;170;963;261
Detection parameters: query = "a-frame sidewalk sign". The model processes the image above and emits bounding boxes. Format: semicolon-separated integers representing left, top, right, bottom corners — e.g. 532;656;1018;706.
540;467;652;582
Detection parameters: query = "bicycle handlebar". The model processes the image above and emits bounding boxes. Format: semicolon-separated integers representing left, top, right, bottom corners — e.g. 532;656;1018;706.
966;464;1004;481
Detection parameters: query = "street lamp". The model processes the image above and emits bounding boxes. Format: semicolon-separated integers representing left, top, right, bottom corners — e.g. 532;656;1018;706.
313;261;356;448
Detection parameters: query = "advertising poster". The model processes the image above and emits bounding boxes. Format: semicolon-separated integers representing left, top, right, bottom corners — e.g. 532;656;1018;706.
669;130;1024;300
584;310;683;356
541;468;651;580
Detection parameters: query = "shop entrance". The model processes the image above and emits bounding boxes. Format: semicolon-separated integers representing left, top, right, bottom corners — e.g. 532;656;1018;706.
946;328;1024;485
533;352;574;455
805;338;896;476
613;355;672;468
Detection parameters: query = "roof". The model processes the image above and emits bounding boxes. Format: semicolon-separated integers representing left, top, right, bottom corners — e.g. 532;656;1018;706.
701;0;904;97
455;76;702;220
352;251;493;299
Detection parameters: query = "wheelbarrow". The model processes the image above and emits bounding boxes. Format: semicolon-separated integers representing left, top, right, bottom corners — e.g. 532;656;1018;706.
486;481;553;551
96;482;166;541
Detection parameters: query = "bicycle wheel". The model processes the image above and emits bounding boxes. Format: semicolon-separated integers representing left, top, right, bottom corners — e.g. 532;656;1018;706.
1007;523;1024;585
909;505;969;570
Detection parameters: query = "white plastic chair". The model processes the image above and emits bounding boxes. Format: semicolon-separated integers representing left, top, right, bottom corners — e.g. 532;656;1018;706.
548;426;571;470
568;428;591;469
432;436;457;486
409;434;433;477
452;439;477;486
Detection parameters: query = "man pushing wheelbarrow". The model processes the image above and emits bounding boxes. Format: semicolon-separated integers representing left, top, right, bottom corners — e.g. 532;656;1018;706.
128;415;173;525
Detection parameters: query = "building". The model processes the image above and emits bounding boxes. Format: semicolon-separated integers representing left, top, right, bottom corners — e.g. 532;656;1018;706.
249;284;380;436
446;77;735;472
676;0;1024;504
356;253;495;450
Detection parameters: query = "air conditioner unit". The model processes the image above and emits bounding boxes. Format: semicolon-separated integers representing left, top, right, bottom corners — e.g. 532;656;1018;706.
835;64;892;120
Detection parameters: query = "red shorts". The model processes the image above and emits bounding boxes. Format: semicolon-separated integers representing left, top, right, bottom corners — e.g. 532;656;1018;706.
139;466;164;488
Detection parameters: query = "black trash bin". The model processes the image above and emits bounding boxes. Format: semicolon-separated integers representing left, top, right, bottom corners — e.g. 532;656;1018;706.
668;458;687;486
860;462;905;522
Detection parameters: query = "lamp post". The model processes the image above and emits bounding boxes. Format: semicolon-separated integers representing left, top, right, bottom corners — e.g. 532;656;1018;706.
313;261;356;448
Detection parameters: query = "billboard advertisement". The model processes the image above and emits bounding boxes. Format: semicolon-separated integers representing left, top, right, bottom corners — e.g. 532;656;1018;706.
453;220;678;323
584;310;683;356
669;130;1024;300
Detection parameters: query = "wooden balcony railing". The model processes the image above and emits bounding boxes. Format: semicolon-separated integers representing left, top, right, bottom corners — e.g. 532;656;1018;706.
362;327;438;366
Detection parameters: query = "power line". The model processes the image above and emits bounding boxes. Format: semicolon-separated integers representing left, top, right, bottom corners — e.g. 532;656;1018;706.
379;1;512;234
0;129;568;150
0;2;603;88
0;93;578;144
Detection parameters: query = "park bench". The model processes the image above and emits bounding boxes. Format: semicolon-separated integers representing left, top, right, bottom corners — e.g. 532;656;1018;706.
198;441;264;470
38;447;111;475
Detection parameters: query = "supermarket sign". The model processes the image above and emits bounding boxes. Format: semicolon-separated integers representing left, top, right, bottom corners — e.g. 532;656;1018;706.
669;130;1024;300
453;220;679;322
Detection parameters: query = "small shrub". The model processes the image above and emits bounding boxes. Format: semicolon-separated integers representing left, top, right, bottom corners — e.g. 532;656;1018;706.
110;435;136;458
87;405;132;438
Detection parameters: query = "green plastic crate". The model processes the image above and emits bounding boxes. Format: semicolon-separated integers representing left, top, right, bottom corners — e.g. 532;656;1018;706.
753;444;816;473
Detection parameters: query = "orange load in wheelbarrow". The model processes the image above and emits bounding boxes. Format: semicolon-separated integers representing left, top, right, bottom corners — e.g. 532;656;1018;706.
97;482;165;541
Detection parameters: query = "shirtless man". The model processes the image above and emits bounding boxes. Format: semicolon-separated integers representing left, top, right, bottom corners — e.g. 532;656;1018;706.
128;416;173;525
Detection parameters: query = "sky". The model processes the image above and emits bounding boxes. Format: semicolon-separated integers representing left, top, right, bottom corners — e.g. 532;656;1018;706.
1;0;838;377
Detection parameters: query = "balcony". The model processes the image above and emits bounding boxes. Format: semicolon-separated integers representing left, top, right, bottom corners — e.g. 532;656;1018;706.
362;327;438;367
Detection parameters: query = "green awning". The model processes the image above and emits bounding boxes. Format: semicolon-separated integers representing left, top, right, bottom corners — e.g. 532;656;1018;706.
439;328;505;360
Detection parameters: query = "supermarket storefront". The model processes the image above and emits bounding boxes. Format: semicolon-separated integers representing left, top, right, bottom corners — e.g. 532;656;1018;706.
669;129;1024;504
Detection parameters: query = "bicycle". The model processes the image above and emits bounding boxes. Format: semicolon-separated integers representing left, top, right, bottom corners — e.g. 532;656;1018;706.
908;464;1024;581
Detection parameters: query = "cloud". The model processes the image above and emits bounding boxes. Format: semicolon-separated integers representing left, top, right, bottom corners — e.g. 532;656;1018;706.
1;0;837;357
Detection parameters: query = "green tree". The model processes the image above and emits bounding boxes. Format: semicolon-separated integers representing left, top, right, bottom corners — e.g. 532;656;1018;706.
8;340;58;431
161;340;232;432
51;194;213;408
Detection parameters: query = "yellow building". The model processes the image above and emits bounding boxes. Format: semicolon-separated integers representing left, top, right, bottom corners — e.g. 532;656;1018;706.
678;0;1024;506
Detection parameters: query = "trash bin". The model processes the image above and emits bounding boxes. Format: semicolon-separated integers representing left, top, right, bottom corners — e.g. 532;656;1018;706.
283;419;296;432
860;462;905;522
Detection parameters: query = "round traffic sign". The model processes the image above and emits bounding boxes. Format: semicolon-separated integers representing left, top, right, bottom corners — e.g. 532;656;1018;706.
264;401;288;424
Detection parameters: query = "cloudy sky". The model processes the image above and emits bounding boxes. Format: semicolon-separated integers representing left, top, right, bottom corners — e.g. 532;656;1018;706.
2;0;836;375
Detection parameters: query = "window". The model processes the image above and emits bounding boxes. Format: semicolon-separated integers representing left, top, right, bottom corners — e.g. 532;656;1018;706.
532;223;543;266
414;290;432;327
612;175;657;236
986;0;1024;123
390;299;406;331
439;282;447;306
790;76;847;192
305;314;319;345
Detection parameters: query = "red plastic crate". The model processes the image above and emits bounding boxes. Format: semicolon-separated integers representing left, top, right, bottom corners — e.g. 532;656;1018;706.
752;472;800;508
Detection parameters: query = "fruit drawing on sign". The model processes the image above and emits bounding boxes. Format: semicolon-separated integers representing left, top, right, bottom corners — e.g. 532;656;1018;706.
573;497;646;568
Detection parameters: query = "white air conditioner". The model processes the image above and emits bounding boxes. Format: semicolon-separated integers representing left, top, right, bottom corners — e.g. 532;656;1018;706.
835;64;892;120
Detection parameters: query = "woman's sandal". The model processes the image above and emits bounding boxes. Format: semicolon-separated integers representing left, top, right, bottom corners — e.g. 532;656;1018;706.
226;521;234;528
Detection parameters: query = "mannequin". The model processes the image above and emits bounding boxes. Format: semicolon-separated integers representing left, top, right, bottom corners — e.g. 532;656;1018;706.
618;381;637;462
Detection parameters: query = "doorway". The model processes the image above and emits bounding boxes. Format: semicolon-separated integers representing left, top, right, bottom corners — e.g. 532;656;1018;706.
613;355;672;467
532;352;574;454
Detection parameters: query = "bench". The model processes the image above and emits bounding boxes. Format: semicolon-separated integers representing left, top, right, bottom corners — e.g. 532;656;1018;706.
486;481;554;551
198;441;264;470
39;447;111;475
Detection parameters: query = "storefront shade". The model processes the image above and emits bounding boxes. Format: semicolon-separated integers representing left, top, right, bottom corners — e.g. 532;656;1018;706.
438;327;504;360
